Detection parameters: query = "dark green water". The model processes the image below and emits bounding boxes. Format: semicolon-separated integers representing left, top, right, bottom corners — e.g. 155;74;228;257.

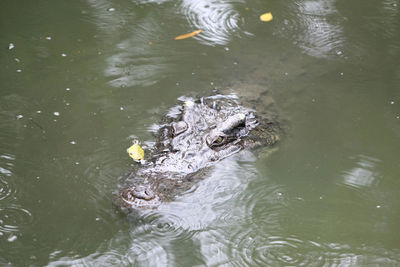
1;0;400;266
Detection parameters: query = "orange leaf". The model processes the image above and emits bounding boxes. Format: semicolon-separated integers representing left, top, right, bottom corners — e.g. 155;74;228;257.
174;29;202;40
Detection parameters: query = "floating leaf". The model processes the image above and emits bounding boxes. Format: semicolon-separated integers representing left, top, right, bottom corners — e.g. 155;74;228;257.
260;12;273;22
174;29;202;40
127;143;144;161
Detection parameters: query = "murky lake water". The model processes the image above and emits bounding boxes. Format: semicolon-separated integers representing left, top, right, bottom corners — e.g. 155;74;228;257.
1;0;400;266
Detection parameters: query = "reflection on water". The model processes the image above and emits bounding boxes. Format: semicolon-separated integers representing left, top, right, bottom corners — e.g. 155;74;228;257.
342;155;380;189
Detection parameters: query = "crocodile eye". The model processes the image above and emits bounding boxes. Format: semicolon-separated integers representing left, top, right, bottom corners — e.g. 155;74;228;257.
206;133;228;148
213;136;226;146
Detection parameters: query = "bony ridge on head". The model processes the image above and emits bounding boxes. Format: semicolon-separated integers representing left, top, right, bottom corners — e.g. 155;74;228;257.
184;100;195;108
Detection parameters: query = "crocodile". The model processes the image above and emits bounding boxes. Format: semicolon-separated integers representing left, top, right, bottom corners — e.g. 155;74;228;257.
114;94;281;212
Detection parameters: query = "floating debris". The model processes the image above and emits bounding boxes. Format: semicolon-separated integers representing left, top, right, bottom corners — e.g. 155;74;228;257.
8;43;15;50
127;143;144;161
260;12;273;22
53;112;60;116
174;29;202;40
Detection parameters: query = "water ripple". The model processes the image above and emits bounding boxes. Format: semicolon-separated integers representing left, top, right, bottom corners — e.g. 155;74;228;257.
0;153;16;201
180;0;244;45
278;0;346;58
229;232;322;266
0;205;33;234
0;178;13;201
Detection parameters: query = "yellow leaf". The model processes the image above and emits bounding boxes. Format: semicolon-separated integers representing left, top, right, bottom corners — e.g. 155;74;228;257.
174;29;202;40
127;143;144;161
260;12;273;22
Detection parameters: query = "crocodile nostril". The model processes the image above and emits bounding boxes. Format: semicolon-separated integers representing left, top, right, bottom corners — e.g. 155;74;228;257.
172;121;188;136
131;186;155;200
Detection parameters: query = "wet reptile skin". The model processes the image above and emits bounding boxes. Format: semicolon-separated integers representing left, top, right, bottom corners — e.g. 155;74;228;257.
114;94;280;211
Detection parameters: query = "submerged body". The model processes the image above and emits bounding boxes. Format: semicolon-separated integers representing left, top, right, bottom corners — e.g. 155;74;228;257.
114;94;280;211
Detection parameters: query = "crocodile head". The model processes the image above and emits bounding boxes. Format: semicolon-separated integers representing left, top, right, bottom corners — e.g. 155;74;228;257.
115;95;280;211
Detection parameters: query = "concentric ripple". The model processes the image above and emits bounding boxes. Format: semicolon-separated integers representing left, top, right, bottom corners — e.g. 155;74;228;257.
0;205;34;234
0;153;16;201
229;231;325;266
180;0;244;45
277;0;346;58
0;177;13;201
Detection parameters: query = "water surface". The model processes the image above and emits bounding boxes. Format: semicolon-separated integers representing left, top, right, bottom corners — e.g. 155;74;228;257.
1;0;400;266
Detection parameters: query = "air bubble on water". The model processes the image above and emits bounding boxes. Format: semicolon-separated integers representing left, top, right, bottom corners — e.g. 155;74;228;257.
224;47;230;51
53;112;60;116
192;72;195;75
66;103;70;106
15;58;20;62
95;217;100;221
336;51;342;55
390;101;394;104
376;205;381;208
233;62;238;65
70;141;76;145
75;162;80;165
284;72;289;76
16;114;23;119
120;107;124;111
210;82;214;85
16;69;22;73
107;7;115;11
8;43;15;50
45;36;52;40
66;88;70;91
61;53;67;57
176;82;180;86
396;115;399;119
340;72;344;76
277;192;283;196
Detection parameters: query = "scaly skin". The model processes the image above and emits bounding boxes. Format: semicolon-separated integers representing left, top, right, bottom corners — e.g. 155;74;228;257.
114;95;281;212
